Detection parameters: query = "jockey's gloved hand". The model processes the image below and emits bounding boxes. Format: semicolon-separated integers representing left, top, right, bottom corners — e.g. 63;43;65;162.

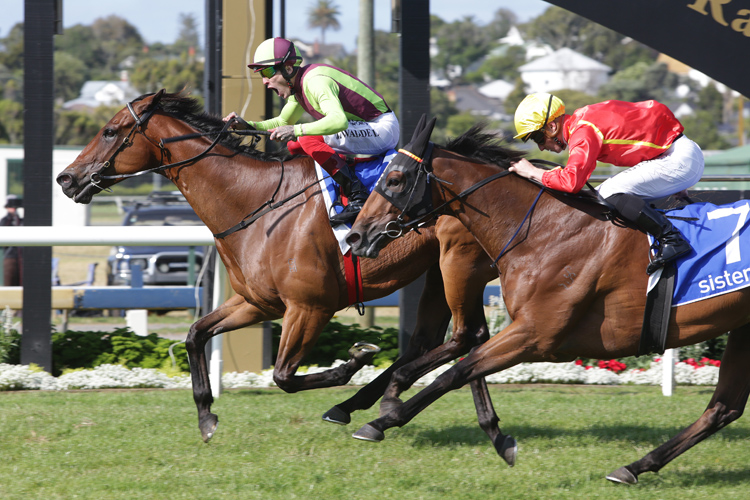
231;117;255;131
270;125;296;142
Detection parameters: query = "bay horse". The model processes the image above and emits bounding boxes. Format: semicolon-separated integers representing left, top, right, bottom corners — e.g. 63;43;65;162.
346;119;750;484
55;91;518;461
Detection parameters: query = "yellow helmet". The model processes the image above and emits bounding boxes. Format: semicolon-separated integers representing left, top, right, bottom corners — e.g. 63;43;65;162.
513;93;565;141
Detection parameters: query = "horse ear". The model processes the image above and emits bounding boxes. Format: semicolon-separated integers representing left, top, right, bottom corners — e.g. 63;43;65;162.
411;116;437;155
131;89;165;116
410;113;428;142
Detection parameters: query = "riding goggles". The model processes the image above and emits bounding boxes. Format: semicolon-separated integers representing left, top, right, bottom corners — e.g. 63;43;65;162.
259;66;278;79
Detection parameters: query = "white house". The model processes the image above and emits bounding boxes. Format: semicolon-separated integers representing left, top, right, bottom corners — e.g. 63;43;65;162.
62;81;141;111
478;79;515;101
518;47;611;94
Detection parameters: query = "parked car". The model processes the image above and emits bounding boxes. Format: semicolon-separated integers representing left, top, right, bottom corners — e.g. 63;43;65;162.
106;192;206;286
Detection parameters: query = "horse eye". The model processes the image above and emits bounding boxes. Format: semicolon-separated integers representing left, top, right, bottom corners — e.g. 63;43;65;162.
102;128;116;139
386;177;400;188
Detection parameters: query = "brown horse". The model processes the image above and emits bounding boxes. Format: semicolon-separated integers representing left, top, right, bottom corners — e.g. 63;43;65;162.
346;120;750;484
55;91;519;459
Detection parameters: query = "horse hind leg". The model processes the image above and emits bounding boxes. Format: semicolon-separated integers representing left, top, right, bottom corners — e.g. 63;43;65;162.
469;376;517;466
186;295;273;442
607;324;750;484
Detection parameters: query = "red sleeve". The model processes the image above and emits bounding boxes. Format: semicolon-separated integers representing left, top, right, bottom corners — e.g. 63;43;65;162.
541;125;602;193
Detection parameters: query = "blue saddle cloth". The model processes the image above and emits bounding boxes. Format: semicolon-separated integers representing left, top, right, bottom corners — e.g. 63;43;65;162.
666;200;750;306
322;149;397;220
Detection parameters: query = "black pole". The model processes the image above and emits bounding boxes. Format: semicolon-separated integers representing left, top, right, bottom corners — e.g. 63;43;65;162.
204;0;222;115
397;0;430;354
21;0;56;372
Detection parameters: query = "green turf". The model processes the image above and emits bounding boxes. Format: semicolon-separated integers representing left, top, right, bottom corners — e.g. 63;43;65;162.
1;385;748;499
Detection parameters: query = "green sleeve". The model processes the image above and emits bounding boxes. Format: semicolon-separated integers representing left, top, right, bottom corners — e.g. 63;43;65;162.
292;76;349;137
249;97;304;130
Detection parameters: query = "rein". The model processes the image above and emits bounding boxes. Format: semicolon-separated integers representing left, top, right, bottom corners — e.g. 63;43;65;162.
213;165;323;239
92;99;321;239
94;116;269;183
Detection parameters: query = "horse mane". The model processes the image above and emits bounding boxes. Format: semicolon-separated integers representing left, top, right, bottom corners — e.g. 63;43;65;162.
135;91;293;163
440;124;526;168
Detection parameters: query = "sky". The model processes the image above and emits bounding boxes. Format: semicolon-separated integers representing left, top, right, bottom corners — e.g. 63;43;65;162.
1;0;551;49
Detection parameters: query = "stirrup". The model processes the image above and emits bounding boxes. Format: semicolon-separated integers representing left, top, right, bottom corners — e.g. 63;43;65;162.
646;242;691;275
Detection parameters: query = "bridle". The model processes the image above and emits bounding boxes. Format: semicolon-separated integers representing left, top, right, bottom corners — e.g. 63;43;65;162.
89;101;163;190
375;144;517;239
86;97;319;240
89;98;267;189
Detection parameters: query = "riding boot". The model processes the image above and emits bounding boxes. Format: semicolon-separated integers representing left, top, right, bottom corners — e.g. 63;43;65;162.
636;204;692;274
329;168;369;226
604;193;692;274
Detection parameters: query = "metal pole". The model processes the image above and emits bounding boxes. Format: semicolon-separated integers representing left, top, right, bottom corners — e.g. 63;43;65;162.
22;0;55;372
397;0;430;354
358;0;375;85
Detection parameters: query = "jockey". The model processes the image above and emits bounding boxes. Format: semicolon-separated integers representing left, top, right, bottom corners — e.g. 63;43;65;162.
509;92;705;274
224;37;399;226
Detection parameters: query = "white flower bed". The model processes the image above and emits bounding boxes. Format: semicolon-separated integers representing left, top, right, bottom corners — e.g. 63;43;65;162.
0;358;721;392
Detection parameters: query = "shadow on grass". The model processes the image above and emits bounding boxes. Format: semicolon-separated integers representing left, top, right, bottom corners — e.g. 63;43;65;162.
663;467;750;486
400;422;750;450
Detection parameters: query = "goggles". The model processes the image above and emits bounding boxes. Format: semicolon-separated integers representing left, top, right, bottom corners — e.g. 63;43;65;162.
259;66;278;79
528;130;546;145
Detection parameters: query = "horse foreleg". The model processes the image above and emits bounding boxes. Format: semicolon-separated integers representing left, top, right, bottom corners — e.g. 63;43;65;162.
608;325;750;484
352;322;530;445
324;265;453;424
186;295;272;442
273;306;377;392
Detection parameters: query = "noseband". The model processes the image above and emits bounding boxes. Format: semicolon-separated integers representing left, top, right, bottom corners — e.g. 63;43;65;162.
89;99;265;188
376;145;516;238
90;101;161;189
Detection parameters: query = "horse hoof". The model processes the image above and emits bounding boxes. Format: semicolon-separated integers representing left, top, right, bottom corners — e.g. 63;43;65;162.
352;423;385;442
349;342;381;357
606;466;638;485
495;435;517;467
349;342;381;365
200;413;219;443
322;405;351;425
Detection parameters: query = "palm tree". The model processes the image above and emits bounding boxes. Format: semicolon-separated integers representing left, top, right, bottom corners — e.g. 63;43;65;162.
307;0;341;45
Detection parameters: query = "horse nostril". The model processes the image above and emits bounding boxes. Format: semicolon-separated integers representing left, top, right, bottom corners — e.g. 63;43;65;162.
346;232;361;245
56;173;72;188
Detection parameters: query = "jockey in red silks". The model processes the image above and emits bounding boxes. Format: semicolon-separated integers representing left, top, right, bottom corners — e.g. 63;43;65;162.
509;92;705;274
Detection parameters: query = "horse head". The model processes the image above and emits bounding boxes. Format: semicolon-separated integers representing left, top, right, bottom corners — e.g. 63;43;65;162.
57;90;166;204
346;115;438;258
348;119;526;259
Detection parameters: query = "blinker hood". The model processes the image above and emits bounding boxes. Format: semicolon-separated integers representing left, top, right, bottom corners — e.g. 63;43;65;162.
374;115;437;218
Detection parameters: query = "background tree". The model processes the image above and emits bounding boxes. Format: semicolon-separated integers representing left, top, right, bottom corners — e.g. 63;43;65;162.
54;52;88;102
485;8;518;41
0;23;24;75
0;99;23;144
431;16;494;81
90;16;144;76
597;62;678;102
504;77;529;114
551;89;599;112
172;13;201;57
469;45;526;83
307;0;341;45
522;7;655;73
681;110;731;150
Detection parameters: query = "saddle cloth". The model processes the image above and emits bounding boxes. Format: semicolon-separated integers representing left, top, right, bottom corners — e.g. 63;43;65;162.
647;200;750;307
315;149;397;255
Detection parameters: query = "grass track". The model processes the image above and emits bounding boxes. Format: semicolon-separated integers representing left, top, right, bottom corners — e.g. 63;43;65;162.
1;385;749;499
